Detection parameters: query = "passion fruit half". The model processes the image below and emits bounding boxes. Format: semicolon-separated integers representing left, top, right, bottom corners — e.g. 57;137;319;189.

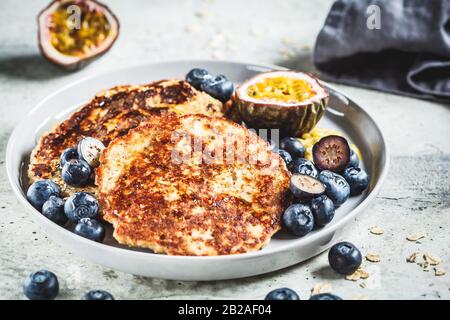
38;0;119;70
235;71;328;136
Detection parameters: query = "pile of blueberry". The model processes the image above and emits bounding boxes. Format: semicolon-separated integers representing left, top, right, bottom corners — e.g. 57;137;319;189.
26;137;106;243
264;241;363;300
23;269;113;300
185;68;234;103
277;135;370;238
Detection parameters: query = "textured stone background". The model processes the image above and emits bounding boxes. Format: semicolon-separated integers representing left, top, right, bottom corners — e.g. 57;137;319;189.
0;0;449;299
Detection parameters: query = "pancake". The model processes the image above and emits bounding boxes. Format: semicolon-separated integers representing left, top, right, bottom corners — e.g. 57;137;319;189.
96;114;291;256
28;80;228;196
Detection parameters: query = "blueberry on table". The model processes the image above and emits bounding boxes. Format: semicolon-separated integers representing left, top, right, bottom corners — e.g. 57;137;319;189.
64;192;99;222
200;74;234;102
265;288;299;300
288;157;318;178
42;196;67;226
82;290;114;300
318;170;350;206
74;218;105;242
309;293;342;300
62;159;92;186
343;167;369;196
328;242;362;275
77;137;105;168
185;68;213;90
23;270;59;300
277;149;293;166
280;137;305;158
289;174;325;201
346;149;359;169
310;195;335;228
282;204;314;237
312;135;350;173
60;147;79;167
26;179;60;210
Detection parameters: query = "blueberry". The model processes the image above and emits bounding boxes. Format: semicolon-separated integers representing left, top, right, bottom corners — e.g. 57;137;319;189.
277;149;293;166
185;68;213;90
280;137;305;158
42;196;67;226
318;170;350;206
347;149;360;169
64;192;99;222
309;293;342;300
60;147;79;167
23;270;59;300
62;159;91;186
328;241;362;275
74;218;105;242
343;167;369;196
310;195;335;228
200;74;234;102
26;180;60;210
82;289;114;300
288;158;319;177
282;204;314;237
265;288;299;300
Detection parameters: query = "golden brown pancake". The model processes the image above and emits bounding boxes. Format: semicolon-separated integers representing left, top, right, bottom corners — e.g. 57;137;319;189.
28;80;228;196
96;114;291;256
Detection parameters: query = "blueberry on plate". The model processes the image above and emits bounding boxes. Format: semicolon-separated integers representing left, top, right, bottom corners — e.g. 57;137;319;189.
288;158;318;178
200;74;234;102
60;147;79;167
328;241;362;275
280;137;305;158
26;180;60;210
310;195;335;228
309;293;342;300
74;218;105;242
312;135;350;173
23;270;59;300
64;192;99;223
265;288;299;300
61;159;92;186
282;204;314;237
277;149;293;166
318;170;350;206
42;196;67;226
82;290;114;300
290;174;325;201
77;137;105;168
185;68;213;90
343;167;369;196
346;149;359;169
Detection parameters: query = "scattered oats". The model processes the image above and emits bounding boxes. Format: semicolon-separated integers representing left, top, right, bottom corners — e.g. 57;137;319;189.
310;282;332;296
345;267;369;281
406;233;426;242
406;252;419;263
359;282;367;288
211;50;225;60
434;268;446;276
358;268;370;279
423;253;440;266
369;226;384;235
365;253;381;263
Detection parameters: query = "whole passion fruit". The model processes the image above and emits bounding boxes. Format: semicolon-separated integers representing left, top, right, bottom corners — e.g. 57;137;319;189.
38;0;119;70
235;71;328;136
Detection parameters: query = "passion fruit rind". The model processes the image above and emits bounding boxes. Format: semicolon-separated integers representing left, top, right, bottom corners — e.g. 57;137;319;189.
38;0;120;70
235;71;329;136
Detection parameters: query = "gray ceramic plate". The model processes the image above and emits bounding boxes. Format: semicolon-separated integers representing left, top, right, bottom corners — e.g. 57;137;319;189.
6;60;389;281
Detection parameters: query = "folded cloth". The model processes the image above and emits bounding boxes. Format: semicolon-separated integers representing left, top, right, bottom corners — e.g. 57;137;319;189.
313;0;450;101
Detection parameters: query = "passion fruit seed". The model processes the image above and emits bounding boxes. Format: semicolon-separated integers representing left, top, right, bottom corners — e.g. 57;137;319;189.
313;135;350;173
246;76;315;103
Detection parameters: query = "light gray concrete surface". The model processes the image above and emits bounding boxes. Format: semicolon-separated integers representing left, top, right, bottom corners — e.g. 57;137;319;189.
0;0;449;300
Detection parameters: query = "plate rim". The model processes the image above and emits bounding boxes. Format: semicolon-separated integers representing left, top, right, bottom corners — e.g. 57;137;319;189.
6;59;390;262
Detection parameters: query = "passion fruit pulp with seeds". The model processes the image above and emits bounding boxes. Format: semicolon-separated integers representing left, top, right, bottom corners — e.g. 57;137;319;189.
313;135;350;173
38;0;119;69
235;71;328;136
